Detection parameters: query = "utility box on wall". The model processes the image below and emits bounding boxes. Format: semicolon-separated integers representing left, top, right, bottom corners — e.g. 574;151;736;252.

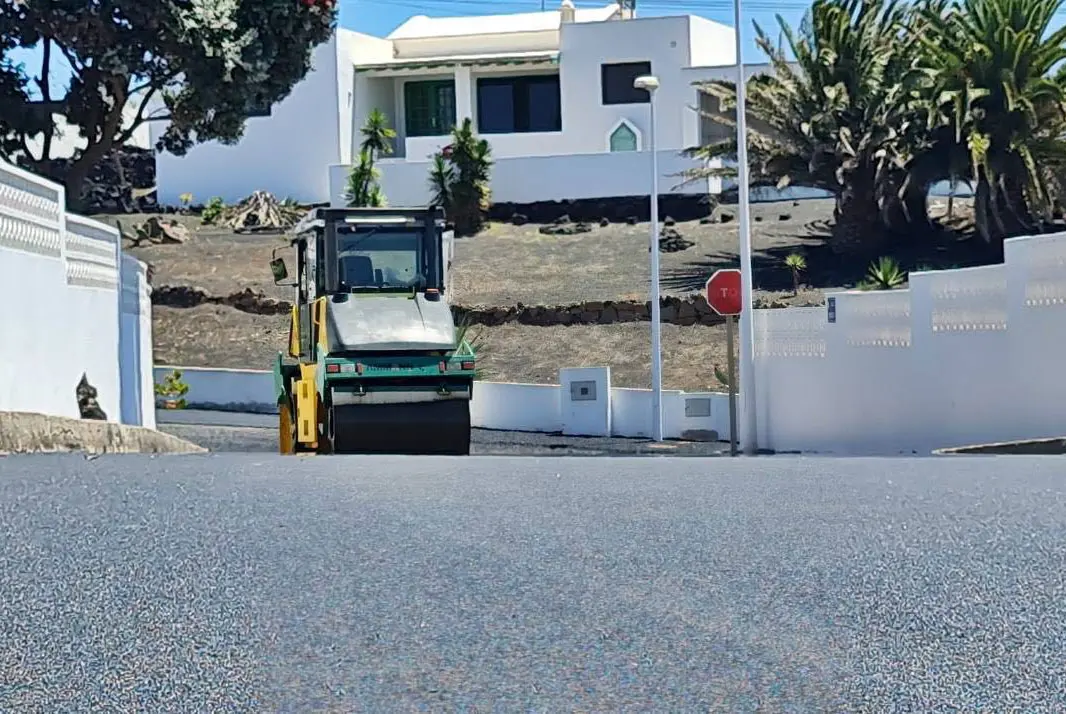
559;366;611;437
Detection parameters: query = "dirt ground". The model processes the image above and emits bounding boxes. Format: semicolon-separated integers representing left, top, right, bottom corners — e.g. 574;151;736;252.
152;305;735;392
104;196;991;309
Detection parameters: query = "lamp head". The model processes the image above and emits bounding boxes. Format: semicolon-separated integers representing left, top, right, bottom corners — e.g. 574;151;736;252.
633;74;660;93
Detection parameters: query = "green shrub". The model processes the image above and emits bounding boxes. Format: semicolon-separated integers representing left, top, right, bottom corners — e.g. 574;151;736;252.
201;197;225;224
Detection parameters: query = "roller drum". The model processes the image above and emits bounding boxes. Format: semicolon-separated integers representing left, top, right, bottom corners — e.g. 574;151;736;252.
329;399;471;455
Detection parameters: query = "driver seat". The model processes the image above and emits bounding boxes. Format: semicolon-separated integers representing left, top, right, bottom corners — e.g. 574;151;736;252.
340;255;375;286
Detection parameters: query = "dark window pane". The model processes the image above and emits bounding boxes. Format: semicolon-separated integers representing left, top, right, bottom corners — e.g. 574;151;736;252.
526;77;561;132
476;82;515;133
601;61;651;105
404;80;456;137
476;74;561;134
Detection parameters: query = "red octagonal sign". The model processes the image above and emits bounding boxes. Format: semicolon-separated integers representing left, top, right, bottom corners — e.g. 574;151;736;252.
705;268;743;316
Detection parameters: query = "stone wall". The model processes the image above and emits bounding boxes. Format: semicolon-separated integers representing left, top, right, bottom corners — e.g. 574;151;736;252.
486;193;717;225
150;285;734;327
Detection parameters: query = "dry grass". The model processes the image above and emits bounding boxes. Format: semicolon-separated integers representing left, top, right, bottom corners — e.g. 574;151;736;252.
152;306;733;392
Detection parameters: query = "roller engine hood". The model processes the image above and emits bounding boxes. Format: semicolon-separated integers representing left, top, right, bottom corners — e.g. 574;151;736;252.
323;293;456;352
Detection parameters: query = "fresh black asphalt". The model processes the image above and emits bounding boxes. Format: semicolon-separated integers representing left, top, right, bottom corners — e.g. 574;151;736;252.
2;452;1064;710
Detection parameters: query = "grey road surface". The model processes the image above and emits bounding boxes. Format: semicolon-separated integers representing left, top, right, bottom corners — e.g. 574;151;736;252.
157;409;729;456
2;453;1065;711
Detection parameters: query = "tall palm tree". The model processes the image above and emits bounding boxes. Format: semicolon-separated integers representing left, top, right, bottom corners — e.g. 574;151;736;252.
359;108;396;157
687;0;924;254
916;0;1066;245
441;118;492;236
346;110;395;207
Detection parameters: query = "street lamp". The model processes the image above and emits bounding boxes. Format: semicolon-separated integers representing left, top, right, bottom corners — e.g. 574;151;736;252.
731;0;758;454
633;73;663;442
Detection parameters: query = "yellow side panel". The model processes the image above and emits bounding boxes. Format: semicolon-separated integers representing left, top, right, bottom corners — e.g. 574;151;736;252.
288;304;300;358
313;296;329;351
278;399;295;454
295;363;318;446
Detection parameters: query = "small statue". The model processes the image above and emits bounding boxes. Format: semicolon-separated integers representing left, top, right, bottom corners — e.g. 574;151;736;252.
76;373;108;421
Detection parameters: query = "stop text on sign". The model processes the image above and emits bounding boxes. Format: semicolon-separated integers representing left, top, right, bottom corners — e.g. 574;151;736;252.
705;268;743;316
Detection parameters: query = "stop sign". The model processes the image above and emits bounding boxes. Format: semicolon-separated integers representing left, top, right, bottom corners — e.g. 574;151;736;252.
705;269;742;316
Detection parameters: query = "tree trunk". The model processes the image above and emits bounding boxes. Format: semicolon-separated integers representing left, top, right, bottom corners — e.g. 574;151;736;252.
974;161;1035;254
63;160;96;214
974;172;993;244
829;171;886;256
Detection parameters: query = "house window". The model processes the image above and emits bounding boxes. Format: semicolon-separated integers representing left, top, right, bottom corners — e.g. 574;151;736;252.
609;122;638;151
404;79;456;137
476;74;561;133
601;61;652;105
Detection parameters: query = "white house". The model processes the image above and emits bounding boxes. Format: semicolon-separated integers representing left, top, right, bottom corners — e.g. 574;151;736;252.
153;1;767;208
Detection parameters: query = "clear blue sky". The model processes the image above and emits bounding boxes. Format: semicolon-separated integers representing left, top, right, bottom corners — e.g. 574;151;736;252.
9;0;815;98
11;0;1066;98
340;0;815;59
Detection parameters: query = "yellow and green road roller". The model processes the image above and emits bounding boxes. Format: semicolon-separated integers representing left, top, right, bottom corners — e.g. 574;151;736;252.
270;206;475;455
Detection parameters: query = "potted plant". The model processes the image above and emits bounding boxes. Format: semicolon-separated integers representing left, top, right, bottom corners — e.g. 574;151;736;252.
155;369;189;409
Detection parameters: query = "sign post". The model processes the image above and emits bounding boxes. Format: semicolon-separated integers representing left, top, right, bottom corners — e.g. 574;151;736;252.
705;269;743;455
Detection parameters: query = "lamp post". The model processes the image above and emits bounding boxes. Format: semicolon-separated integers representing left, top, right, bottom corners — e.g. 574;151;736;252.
634;73;663;442
732;0;758;454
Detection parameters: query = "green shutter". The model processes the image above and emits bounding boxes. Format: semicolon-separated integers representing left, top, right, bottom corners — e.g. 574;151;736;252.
609;123;638;151
404;80;456;137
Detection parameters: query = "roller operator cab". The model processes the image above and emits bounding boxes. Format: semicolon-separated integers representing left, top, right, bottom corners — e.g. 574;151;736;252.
269;206;474;455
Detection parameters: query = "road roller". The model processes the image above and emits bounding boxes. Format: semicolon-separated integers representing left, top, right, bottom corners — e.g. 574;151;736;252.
270;205;475;455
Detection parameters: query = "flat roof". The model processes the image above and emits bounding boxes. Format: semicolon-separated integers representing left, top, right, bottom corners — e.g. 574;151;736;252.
386;3;619;40
355;50;560;74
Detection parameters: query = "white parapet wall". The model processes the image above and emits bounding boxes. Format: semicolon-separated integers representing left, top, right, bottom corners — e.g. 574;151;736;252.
753;230;1066;454
152;365;732;442
328;149;710;208
0;158;154;426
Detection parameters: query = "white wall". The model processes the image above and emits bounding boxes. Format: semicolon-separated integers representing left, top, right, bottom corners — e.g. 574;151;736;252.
153;365;732;442
153;36;343;206
121;254;156;429
394;31;560;60
753;230;1066;454
0;159;154;426
152;16;745;207
329;148;709;207
557;16;696;154
353;15;737;161
342;29;396;165
687;16;736;68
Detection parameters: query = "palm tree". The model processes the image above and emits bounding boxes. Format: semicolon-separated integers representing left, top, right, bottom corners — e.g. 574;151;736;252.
346;110;395;207
431;118;492;236
359;108;396;157
345;147;385;207
428;153;454;211
916;0;1066;246
687;0;925;255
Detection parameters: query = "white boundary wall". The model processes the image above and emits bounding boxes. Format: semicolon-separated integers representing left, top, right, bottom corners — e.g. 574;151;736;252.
753;230;1066;454
0;159;154;426
153;365;732;442
328;149;711;208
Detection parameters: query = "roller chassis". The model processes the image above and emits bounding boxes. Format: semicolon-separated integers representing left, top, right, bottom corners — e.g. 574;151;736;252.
270;205;475;456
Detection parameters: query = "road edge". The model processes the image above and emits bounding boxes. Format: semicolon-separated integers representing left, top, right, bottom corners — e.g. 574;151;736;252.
0;411;207;455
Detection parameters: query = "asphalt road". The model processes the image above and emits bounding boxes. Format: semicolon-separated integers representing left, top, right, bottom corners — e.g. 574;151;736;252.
2;452;1065;711
157;409;730;456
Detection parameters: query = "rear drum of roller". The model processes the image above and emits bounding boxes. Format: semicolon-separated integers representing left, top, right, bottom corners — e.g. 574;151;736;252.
329;399;471;455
